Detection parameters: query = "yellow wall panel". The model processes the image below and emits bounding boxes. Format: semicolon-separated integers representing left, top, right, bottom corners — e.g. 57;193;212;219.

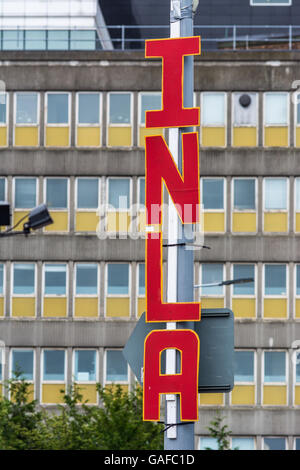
46;127;70;147
12;297;35;317
201;298;224;309
74;297;98;318
42;384;65;404
0;297;4;317
233;127;257;147
199;393;224;405
138;211;146;233
11;383;34;402
0;127;7;147
264;212;288;232
263;385;287;405
295;213;300;232
105;384;128;393
295;299;300;319
15;127;39;147
137;297;145;318
264;127;288;147
204;212;225;233
13;211;29;227
76;127;101;147
232;213;257;233
107;211;131;232
139;127;163;147
44;211;68;232
108;127;132;147
264;298;287;319
75;212;99;232
0;384;2;396
232;298;256;319
202;127;226;147
43;297;67;317
296;127;300;147
106;297;130;317
294;385;300;405
231;385;255;405
76;384;97;404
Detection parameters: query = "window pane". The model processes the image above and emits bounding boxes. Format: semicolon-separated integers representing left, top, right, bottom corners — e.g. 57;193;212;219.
78;93;100;124
202;179;224;210
0;264;3;295
44;264;66;295
233;265;255;295
106;350;128;382
199;437;218;450
15;178;36;209
253;0;290;4
140;93;161;125
16;93;38;124
70;30;96;50
108;179;130;209
107;264;129;295
109;93;131;124
296;360;300;382
43;350;65;381
77;178;98;209
234;351;254;382
139;178;145;206
12;350;33;380
3;30;24;50
264;178;287;210
201;264;223;295
48;30;69;50
0;94;7;123
233;93;257;126
46;179;68;209
265;93;287;125
234;179;255;210
232;438;255;451
13;263;35;295
264;351;286;382
138;263;145;296
296;179;300;211
76;264;97;295
0;178;5;201
202;93;225;126
264;438;286;451
264;265;286;296
295;438;300;450
297;265;300;296
75;350;96;382
47;94;69;124
25;30;46;50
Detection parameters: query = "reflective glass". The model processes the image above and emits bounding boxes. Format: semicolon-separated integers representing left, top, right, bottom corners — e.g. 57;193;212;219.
234;179;255;210
48;30;69;50
233;265;255;295
106;350;128;382
15;178;36;209
202;179;224;210
264;264;286;296
108;179;130;209
201;264;223;296
0;178;5;201
202;93;225;126
16;93;38;124
70;30;96;50
139;178;145;207
265;93;288;125
295;179;300;211
77;178;98;209
234;351;254;382
138;263;145;296
2;30;24;50
76;264;98;295
0;264;3;295
25;30;46;50
107;264;129;295
12;350;33;380
43;350;65;381
109;93;131;124
0;94;7;123
264;351;286;382
232;438;255;450
47;93;69;124
264;178;287;210
199;437;218;450
140;93;161;124
46;178;68;209
13;263;35;295
78;93;100;124
44;264;66;296
263;438;286;451
296;265;300;296
75;350;96;382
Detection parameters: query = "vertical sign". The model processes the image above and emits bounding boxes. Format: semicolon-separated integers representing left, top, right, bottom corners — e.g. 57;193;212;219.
143;36;201;422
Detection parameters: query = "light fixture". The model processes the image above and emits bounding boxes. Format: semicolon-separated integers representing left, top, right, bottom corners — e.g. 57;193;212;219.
194;278;254;288
23;204;53;233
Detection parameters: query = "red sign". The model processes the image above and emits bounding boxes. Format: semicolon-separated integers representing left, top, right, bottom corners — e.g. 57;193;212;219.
143;36;201;422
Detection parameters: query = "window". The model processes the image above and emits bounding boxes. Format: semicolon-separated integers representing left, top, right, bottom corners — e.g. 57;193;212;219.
251;0;291;5
234;351;254;382
47;93;69;125
43;350;65;381
233;179;256;210
44;264;67;296
264;264;286;296
15;93;38;125
11;349;34;381
296;265;300;296
25;30;46;50
70;30;96;50
2;30;24;50
0;178;6;201
233;93;257;126
75;264;98;296
14;178;37;209
264;178;287;210
295;438;300;450
105;350;128;382
138;263;145;296
77;93;100;125
295;178;300;212
296;357;300;383
263;437;286;451
139;178;145;208
108;178;130;210
48;30;69;50
46;178;68;209
201;264;224;296
264;93;288;126
231;437;255;450
0;93;7;124
233;265;255;296
264;351;286;382
77;178;99;209
139;93;162;125
198;437;218;450
74;350;96;382
107;264;129;295
0;264;4;296
109;93;131;124
202;179;224;210
13;263;35;295
202;93;225;126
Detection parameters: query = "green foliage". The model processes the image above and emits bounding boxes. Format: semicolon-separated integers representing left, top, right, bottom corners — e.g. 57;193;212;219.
206;410;231;450
0;376;163;450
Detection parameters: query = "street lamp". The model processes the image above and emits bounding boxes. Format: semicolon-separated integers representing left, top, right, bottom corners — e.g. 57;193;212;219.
0;203;53;237
194;277;254;288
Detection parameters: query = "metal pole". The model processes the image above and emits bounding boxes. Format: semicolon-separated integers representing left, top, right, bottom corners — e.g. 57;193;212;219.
164;0;197;450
